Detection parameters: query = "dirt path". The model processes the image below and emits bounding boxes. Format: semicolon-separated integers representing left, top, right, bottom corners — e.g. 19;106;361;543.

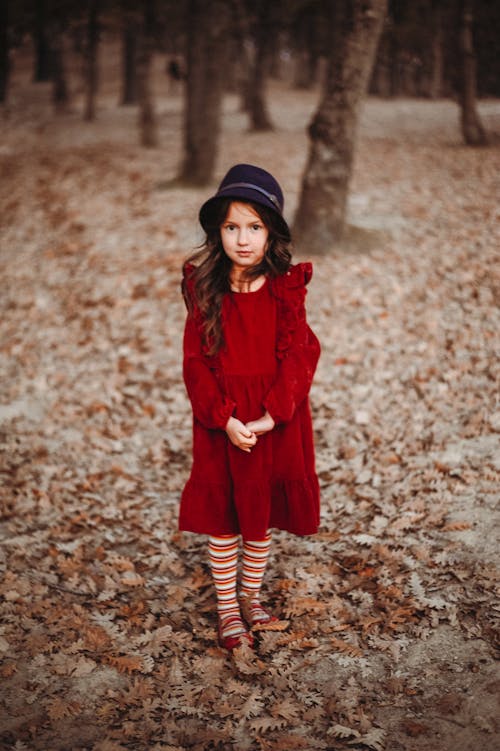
1;61;499;751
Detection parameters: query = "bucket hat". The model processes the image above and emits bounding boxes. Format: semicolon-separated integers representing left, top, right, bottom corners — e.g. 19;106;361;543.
199;163;290;240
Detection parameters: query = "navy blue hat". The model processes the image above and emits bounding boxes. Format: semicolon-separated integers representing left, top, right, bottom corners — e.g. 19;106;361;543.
199;163;290;239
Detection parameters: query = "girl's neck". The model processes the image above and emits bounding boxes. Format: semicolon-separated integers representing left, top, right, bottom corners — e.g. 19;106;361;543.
229;271;266;294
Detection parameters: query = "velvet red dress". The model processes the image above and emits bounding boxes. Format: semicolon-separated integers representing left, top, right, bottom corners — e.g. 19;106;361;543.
179;262;321;540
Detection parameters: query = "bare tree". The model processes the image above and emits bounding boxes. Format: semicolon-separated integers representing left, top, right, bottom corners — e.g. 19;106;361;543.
33;0;51;82
429;0;444;99
51;15;70;112
83;0;99;121
292;1;322;90
457;0;487;145
227;0;253;113
229;0;281;130
120;4;138;106
293;0;387;252
137;0;157;146
178;0;229;185
245;0;275;131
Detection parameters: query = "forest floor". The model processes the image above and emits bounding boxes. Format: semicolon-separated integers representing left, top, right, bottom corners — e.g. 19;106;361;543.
1;50;500;751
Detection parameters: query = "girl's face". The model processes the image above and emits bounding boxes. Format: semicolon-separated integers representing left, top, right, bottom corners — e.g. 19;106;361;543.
220;202;269;272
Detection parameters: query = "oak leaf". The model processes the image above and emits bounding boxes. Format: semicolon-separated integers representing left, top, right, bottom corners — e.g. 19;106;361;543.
328;723;360;739
240;689;265;718
83;625;111;650
45;697;81;720
72;656;97;676
104;654;144;674
232;642;267;675
250;716;287;733
270;698;301;721
401;719;429;736
330;637;364;658
120;571;145;587
107;554;135;571
442;520;472;531
351;728;386;750
288;636;320;650
264;733;324;750
0;662;17;677
251;618;289;632
92;742;129;751
284;596;327;617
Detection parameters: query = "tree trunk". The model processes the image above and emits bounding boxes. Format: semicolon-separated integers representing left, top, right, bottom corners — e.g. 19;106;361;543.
247;0;274;131
137;0;157;147
458;0;487;145
293;51;311;90
179;0;228;185
389;28;401;96
121;16;138;105
228;0;253;113
370;36;391;96
429;0;444;99
83;0;99;121
51;21;70;112
293;0;387;252
292;5;317;90
0;0;9;103
34;0;52;82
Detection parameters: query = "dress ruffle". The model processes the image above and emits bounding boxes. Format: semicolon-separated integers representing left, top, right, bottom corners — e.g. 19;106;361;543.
180;474;320;538
271;263;312;360
269;476;320;535
179;477;238;535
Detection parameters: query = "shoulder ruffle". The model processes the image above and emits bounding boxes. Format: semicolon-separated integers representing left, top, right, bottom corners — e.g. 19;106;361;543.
272;262;313;295
271;263;313;359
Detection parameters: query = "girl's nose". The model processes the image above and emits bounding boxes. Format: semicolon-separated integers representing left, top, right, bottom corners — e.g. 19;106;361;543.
238;229;249;245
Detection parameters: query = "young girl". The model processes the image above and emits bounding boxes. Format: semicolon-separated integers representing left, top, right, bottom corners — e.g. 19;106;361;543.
180;164;320;650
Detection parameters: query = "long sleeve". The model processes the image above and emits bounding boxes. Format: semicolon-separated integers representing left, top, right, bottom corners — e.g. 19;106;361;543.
183;313;236;430
263;306;320;424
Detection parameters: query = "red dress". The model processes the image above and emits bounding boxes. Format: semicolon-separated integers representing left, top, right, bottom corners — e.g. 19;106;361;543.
180;262;321;539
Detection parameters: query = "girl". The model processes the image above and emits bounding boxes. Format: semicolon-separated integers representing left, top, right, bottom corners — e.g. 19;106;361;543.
180;164;320;651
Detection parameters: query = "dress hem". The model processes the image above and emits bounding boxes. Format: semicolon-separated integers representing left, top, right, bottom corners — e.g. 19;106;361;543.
179;473;320;540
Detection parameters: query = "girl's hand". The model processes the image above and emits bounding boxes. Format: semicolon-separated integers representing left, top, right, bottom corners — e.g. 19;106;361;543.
246;411;275;436
225;416;257;453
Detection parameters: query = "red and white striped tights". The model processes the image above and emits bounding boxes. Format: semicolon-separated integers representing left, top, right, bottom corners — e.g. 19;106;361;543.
208;533;272;640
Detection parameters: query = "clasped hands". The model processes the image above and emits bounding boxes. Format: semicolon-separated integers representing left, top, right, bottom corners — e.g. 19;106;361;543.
225;412;275;453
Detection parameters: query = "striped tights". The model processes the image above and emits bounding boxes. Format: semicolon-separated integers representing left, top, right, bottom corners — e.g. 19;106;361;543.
208;533;272;639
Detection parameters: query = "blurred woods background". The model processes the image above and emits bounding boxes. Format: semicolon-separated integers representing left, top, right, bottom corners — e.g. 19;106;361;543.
1;0;498;250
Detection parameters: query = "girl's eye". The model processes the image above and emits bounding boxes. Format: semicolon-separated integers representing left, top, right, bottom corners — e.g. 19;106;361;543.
252;224;262;231
225;224;236;231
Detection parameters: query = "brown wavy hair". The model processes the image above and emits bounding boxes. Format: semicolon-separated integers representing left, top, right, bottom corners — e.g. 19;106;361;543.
182;198;292;355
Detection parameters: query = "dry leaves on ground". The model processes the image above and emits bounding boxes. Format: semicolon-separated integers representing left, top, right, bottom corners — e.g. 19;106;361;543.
0;66;499;751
